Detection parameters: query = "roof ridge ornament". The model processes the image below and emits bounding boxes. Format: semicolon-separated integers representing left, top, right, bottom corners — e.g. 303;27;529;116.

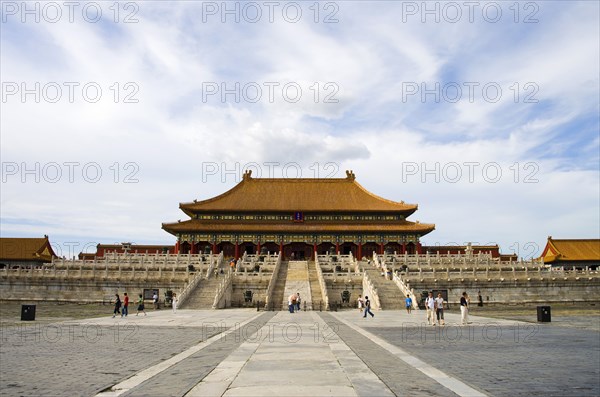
243;170;253;180
345;170;356;180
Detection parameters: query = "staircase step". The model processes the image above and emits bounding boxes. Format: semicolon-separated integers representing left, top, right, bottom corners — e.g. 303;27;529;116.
181;276;222;309
364;268;404;310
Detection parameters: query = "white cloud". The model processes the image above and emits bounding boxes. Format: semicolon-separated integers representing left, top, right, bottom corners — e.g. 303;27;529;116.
1;1;598;258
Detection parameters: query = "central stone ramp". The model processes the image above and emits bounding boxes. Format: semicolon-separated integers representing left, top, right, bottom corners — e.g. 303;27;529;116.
282;260;311;310
185;312;394;397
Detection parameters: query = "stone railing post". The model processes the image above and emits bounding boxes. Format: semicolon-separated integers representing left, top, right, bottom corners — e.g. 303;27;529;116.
393;273;419;310
177;264;206;308
264;253;282;309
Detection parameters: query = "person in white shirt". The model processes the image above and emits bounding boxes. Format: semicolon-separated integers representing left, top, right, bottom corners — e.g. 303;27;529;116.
425;292;436;325
460;292;470;325
153;292;158;310
172;293;178;314
435;293;445;325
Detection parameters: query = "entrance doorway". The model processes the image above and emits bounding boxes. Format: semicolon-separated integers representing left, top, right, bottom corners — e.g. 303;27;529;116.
291;250;306;260
284;243;311;260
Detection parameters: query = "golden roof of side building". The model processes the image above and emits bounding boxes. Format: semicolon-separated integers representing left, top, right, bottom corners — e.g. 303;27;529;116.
179;170;418;215
0;236;57;262
540;237;600;263
163;219;435;234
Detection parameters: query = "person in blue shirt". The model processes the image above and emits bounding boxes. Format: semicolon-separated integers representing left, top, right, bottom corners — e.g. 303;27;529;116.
405;294;412;313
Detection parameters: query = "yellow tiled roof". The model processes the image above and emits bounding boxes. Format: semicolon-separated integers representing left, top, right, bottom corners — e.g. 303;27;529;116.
542;238;600;263
0;237;56;262
180;171;418;214
163;219;435;234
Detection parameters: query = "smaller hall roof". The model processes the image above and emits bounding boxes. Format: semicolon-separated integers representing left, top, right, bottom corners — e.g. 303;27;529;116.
540;237;600;263
179;170;418;215
0;236;57;263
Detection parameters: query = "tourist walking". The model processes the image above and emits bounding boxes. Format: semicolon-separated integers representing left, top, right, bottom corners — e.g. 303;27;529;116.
296;293;301;311
405;294;412;313
121;292;129;317
426;292;436;325
153;292;159;309
435;293;445;325
288;293;297;313
136;294;146;316
460;292;470;325
363;296;374;318
357;295;364;312
112;294;121;318
172;293;178;313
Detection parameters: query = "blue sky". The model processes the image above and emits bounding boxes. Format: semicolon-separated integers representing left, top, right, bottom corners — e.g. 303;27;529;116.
1;1;599;259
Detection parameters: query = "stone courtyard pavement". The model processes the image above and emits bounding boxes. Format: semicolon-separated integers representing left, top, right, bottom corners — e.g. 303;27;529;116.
1;309;598;396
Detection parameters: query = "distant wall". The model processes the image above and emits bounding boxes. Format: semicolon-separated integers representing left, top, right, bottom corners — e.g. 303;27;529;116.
405;279;600;304
230;276;270;307
0;278;187;303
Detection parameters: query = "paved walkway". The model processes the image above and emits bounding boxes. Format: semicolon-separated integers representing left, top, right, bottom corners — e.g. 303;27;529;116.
0;309;598;396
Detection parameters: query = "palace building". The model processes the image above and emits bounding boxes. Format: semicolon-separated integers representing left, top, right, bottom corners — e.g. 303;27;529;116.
540;237;600;269
162;170;435;260
0;235;57;269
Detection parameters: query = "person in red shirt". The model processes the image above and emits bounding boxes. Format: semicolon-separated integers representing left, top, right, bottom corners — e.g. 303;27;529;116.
122;292;129;317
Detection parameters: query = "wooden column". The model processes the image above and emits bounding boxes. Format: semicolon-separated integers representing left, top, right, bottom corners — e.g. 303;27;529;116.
279;242;283;259
175;241;180;254
212;242;217;254
417;242;422;255
402;242;406;254
234;242;240;260
357;243;362;260
379;243;384;255
190;243;196;255
313;243;317;260
257;242;261;255
335;242;339;255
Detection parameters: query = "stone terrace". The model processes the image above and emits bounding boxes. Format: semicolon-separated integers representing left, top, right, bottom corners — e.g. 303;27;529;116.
2;250;599;309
